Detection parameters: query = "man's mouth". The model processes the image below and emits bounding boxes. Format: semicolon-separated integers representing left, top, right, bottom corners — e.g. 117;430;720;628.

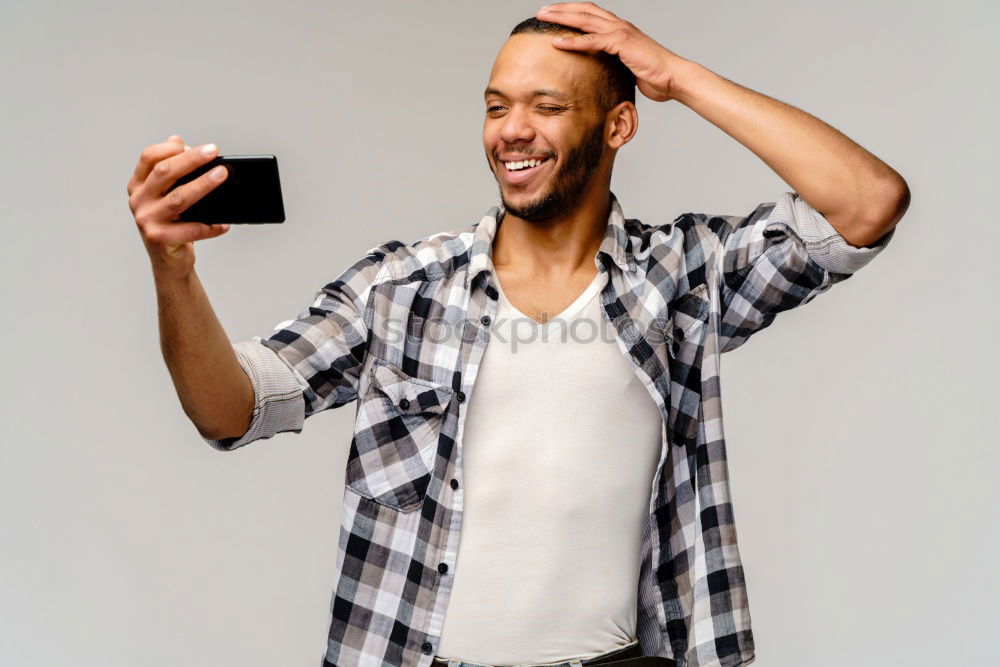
500;156;552;185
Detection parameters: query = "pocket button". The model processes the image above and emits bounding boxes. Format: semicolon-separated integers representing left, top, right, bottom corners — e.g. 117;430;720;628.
398;397;410;410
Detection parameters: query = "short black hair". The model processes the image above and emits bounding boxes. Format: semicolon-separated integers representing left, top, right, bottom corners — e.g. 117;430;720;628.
509;17;636;114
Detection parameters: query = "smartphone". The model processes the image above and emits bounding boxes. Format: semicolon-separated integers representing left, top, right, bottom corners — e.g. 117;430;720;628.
169;154;285;224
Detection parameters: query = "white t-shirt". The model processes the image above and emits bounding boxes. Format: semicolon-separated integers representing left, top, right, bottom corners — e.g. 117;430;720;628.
436;268;664;664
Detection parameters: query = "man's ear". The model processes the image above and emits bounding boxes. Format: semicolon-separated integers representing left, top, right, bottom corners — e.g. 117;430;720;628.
607;101;638;149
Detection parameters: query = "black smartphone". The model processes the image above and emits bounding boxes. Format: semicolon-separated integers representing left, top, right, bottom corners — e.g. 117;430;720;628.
169;154;285;224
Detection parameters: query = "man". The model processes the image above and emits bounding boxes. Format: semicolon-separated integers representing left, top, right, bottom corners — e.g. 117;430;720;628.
127;4;908;666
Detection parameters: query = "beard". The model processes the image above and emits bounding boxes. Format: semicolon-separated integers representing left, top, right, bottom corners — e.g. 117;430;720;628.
491;120;606;223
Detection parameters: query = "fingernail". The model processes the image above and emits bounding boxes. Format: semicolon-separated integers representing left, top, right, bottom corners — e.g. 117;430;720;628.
221;224;230;231
212;166;226;180
201;143;217;156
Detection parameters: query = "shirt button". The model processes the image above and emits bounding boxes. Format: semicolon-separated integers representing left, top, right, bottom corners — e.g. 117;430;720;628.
398;397;410;410
456;391;466;403
438;562;448;574
480;315;492;326
450;478;459;490
421;642;433;654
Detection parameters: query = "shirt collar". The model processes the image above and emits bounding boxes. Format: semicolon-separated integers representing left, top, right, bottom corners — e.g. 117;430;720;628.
464;191;636;291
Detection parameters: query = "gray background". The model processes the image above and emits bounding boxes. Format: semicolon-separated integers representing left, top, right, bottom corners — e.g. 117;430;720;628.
1;1;995;665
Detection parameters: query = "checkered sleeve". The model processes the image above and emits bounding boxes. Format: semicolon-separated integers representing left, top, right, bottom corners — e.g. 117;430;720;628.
710;191;895;353
202;244;392;452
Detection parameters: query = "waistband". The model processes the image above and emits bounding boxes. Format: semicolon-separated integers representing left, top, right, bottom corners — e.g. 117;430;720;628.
432;638;641;667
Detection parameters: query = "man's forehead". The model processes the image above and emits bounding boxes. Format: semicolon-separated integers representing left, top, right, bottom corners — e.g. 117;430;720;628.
485;33;599;102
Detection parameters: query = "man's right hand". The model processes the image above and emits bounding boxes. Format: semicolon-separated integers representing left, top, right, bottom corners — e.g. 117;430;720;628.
127;135;231;281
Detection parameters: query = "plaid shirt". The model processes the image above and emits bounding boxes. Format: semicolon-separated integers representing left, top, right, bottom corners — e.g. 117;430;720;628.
203;191;894;667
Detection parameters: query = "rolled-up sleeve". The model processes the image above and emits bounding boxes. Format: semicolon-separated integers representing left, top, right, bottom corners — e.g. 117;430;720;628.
698;191;896;353
776;190;895;274
202;243;392;452
202;339;305;452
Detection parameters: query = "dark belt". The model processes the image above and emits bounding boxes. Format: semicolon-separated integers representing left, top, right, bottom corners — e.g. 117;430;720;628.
432;641;676;666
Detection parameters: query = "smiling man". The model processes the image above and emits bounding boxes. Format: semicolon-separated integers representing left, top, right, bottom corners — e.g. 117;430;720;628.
133;3;908;667
479;18;638;331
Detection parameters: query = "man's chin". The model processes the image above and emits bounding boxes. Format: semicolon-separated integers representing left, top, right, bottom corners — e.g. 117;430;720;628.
501;195;544;218
500;184;550;213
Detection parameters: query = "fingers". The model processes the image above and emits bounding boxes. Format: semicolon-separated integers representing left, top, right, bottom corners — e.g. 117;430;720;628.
538;8;617;33
169;134;193;152
540;2;619;20
550;30;618;53
130;135;230;247
536;3;630;54
127;136;186;198
149;156;228;223
146;141;220;198
129;135;232;278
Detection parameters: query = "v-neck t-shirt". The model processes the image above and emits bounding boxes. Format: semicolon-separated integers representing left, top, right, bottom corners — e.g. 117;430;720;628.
435;268;665;664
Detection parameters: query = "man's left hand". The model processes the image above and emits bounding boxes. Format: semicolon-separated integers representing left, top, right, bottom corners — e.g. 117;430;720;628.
536;2;689;103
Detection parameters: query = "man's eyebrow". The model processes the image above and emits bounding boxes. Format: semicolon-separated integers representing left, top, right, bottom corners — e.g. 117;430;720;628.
483;87;572;101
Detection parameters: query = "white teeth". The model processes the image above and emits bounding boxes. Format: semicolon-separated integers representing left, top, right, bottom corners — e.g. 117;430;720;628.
504;159;543;171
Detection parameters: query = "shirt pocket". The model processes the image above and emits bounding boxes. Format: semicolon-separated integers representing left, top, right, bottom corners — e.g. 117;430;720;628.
346;357;454;512
668;283;710;355
666;283;710;443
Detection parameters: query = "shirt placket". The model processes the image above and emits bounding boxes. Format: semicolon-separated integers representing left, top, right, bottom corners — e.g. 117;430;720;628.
594;262;674;648
419;269;500;665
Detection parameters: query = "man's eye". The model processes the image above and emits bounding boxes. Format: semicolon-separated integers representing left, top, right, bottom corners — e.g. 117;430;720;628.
486;105;563;113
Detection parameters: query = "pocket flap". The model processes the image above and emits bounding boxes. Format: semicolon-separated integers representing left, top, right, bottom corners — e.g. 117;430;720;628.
369;360;454;415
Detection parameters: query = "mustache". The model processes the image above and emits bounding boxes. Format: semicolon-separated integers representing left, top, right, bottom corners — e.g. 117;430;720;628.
495;148;554;160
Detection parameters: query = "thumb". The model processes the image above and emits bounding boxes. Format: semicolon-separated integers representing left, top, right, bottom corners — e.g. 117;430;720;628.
200;223;231;240
165;221;231;246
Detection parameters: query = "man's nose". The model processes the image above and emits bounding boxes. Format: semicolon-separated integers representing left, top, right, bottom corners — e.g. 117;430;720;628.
499;106;535;145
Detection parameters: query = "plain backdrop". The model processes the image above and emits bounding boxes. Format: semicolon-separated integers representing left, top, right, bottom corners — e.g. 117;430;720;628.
1;1;996;665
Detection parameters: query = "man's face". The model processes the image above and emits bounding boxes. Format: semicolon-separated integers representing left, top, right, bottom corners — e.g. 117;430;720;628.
483;33;608;222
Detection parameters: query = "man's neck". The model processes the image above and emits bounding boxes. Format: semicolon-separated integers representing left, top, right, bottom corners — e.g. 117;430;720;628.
492;188;611;279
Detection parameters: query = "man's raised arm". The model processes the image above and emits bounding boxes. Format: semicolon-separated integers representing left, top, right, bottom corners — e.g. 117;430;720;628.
127;136;253;441
667;61;908;247
536;1;910;244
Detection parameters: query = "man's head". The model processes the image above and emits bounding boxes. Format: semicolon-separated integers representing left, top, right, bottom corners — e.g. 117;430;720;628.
483;18;637;223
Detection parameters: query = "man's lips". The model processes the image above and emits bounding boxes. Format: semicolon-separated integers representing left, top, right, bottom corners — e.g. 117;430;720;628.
499;156;552;185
